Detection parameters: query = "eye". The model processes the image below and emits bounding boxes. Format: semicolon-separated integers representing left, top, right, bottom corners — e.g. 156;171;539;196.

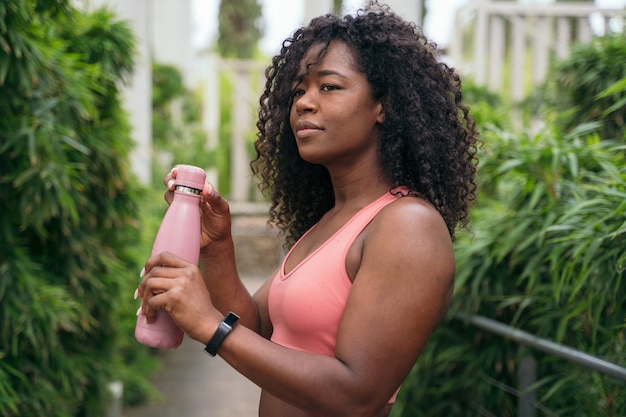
321;84;338;92
292;88;304;98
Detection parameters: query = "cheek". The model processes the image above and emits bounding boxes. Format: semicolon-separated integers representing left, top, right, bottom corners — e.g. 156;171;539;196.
289;107;297;132
348;108;377;130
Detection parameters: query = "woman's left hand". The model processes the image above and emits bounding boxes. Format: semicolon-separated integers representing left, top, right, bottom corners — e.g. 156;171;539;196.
137;251;223;344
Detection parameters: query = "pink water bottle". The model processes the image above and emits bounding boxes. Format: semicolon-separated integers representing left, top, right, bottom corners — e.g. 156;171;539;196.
135;164;206;349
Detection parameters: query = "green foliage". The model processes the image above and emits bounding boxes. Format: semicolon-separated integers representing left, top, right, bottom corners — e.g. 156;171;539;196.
216;71;234;195
183;62;263;199
217;0;263;59
215;65;266;200
151;60;262;201
152;63;185;108
530;35;626;141
333;0;343;15
394;116;626;416
214;0;267;193
0;1;157;415
462;79;513;131
151;63;211;188
394;37;626;413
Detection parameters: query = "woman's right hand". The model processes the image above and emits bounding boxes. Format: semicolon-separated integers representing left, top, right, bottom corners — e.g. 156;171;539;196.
164;166;233;256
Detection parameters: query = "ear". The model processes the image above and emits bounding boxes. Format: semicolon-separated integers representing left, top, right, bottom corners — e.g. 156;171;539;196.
375;100;385;124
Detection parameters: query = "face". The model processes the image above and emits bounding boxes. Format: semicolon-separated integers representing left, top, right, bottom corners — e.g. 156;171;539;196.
289;41;385;168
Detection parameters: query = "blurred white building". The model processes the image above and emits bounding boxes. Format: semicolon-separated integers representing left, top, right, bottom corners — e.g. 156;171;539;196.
304;0;423;24
73;0;423;185
74;0;624;190
76;0;195;184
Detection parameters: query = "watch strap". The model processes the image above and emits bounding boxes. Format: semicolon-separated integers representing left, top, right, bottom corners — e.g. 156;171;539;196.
204;312;239;356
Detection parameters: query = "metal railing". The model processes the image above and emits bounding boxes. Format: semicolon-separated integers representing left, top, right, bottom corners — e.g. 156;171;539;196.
454;313;626;417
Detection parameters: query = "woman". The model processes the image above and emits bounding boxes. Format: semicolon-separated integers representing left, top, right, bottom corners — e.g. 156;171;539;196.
138;2;479;416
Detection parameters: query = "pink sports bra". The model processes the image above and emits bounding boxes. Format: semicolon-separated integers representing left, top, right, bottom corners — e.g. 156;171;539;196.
268;188;410;403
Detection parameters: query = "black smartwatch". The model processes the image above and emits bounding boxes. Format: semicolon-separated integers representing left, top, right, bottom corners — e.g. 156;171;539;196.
204;312;240;357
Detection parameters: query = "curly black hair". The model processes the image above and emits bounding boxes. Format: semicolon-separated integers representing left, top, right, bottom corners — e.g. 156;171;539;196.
251;1;479;248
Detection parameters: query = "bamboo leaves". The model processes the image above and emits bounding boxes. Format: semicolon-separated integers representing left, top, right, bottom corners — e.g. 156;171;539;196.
394;78;626;415
0;1;153;416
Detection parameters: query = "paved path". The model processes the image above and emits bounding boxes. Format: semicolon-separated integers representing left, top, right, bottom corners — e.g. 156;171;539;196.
124;277;265;417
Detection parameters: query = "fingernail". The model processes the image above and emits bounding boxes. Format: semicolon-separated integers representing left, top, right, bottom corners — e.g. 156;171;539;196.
140;267;145;278
133;288;138;300
136;306;142;316
167;179;175;189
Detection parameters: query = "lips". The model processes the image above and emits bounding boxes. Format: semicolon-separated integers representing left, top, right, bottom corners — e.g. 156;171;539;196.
294;121;323;138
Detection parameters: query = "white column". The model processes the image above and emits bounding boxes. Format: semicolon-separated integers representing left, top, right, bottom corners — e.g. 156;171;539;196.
488;15;505;92
231;63;252;203
577;16;593;43
556;17;571;60
450;7;465;69
473;1;488;86
151;0;196;88
304;0;423;28
81;0;153;185
532;15;550;86
510;15;525;102
200;51;220;188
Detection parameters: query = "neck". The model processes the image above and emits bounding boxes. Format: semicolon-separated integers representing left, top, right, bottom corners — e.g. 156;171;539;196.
328;166;392;210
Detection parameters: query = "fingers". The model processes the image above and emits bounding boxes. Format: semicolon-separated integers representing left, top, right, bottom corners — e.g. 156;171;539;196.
134;252;217;338
141;276;176;319
163;166;178;205
202;180;230;216
139;274;186;323
136;252;192;320
137;271;174;322
163;166;225;211
145;251;189;273
137;252;189;297
163;166;179;190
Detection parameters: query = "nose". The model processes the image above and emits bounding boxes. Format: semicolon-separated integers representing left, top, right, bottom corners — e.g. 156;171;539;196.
293;90;317;115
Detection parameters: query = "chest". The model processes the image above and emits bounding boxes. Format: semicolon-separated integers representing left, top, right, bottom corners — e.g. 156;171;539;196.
283;210;367;281
268;214;365;355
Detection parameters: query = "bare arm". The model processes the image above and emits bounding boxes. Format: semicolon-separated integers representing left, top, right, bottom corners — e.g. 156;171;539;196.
200;243;275;338
141;197;454;416
222;198;454;415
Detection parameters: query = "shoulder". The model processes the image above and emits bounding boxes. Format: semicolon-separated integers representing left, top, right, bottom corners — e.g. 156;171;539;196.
365;194;455;275
376;194;451;244
350;193;455;328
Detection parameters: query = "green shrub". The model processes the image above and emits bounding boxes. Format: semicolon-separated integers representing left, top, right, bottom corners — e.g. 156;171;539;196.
0;1;157;415
393;30;626;415
461;79;512;131
529;35;626;141
394;124;625;416
151;63;212;188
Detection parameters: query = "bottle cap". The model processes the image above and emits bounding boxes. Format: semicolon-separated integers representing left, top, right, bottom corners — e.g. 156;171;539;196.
175;165;206;191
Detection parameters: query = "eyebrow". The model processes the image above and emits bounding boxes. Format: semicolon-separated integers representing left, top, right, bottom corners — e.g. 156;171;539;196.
296;68;349;80
317;69;348;78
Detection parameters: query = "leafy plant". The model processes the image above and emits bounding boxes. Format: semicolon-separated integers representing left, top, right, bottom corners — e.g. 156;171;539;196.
461;79;513;131
151;63;211;188
217;0;263;59
529;35;626;141
0;1;158;415
394;122;626;416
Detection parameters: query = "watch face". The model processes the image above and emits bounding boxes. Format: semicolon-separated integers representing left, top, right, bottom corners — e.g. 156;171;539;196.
224;312;240;327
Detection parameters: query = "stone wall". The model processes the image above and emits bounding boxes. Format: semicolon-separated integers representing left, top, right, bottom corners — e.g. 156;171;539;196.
231;208;283;279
